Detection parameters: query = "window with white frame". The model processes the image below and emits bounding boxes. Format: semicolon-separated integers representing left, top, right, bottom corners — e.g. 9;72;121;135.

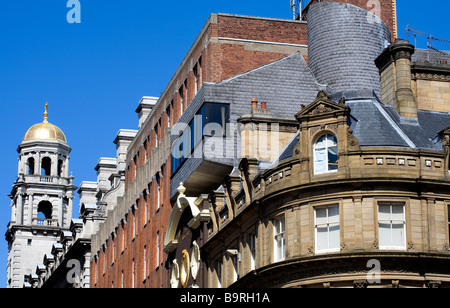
378;202;406;250
314;134;338;174
315;205;340;253
273;216;286;262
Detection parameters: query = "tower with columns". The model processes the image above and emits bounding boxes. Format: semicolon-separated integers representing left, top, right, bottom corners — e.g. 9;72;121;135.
6;104;77;288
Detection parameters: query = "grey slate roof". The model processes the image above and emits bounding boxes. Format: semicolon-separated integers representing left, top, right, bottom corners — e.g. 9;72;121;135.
413;48;450;65
277;89;450;164
203;52;321;117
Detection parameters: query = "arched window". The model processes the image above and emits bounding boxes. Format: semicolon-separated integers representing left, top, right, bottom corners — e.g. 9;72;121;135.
57;159;64;177
314;134;338;174
37;201;53;219
41;157;52;176
27;158;35;175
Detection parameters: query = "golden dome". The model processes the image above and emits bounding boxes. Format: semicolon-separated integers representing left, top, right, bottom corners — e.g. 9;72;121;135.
23;103;67;144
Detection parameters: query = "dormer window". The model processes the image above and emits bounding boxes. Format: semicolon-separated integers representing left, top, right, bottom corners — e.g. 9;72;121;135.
314;134;338;174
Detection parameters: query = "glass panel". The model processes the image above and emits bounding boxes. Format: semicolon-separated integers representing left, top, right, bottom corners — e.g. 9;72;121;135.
329;224;340;250
326;134;338;147
378;204;391;221
315;135;327;149
328;206;340;224
328;146;338;170
391;204;404;221
315;207;328;225
379;223;391;247
316;227;328;251
391;223;405;247
314;148;327;173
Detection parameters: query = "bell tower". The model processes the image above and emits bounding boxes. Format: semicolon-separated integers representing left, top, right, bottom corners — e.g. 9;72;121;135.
5;104;77;288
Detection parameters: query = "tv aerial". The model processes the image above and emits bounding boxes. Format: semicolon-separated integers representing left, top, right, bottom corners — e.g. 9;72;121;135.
405;25;450;61
291;0;302;20
405;24;426;48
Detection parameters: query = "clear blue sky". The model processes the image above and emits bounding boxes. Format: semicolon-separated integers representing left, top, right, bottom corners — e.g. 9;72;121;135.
0;0;449;288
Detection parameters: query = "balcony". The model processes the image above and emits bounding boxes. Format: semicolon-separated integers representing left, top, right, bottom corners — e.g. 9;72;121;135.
23;175;70;185
32;218;59;227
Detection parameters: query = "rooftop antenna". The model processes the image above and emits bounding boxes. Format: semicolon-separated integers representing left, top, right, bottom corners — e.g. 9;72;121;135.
291;0;302;20
405;24;426;48
405;25;450;62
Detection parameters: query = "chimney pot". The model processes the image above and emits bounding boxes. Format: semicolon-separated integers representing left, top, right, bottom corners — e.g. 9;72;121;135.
261;102;267;109
251;98;258;110
441;59;448;65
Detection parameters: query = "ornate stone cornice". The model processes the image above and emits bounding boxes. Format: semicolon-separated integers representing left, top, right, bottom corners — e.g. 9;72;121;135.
375;40;415;73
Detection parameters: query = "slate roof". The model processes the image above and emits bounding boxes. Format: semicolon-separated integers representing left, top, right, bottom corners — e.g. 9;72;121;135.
203;52;321;117
413;48;450;65
276;89;450;164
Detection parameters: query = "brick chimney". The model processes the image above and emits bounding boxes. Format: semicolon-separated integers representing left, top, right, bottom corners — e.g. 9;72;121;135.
375;39;418;118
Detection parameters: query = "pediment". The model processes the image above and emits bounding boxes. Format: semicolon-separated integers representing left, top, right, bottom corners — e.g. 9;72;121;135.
296;91;349;120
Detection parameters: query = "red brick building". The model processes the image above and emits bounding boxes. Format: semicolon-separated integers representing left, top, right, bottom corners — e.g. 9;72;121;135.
90;13;310;289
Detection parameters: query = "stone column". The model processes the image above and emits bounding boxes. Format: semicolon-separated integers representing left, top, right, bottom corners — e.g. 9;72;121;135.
16;194;23;225
28;194;34;225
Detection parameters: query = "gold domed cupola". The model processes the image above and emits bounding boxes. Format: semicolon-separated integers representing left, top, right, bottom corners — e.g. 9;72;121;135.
23;103;67;144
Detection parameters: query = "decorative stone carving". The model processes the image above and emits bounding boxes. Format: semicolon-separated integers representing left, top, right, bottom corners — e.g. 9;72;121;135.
353;280;368;288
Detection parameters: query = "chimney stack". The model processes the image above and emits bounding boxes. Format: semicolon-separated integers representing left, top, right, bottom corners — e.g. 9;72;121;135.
375;40;418;118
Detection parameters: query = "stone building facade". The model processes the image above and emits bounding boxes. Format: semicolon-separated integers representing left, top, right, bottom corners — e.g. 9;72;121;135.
163;3;450;289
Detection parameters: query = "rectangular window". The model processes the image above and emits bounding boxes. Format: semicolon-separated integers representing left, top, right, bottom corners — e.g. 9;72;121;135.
448;205;450;243
121;220;125;252
143;190;148;224
179;85;184;115
156;174;161;211
111;233;115;264
315;205;340;253
250;234;256;271
166;104;171;128
143;245;147;281
156;231;160;268
378;203;406;250
170;103;230;176
132;258;135;288
273;216;286;262
132;207;136;239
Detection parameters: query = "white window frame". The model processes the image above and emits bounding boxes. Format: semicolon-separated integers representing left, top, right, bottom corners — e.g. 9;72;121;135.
273;216;286;262
378;202;406;250
314;204;340;254
314;134;338;174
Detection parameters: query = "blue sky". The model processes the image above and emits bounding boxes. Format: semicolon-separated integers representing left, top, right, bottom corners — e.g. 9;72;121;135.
0;0;449;288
